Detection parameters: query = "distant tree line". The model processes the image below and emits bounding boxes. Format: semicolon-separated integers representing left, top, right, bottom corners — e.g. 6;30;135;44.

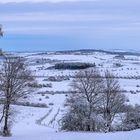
56;49;140;56
53;62;95;70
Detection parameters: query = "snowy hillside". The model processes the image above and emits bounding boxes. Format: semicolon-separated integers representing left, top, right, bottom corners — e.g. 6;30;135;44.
1;51;140;140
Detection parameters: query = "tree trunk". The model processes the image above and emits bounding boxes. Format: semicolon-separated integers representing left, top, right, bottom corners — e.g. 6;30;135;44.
0;105;5;123
3;104;10;136
104;110;112;133
88;104;95;131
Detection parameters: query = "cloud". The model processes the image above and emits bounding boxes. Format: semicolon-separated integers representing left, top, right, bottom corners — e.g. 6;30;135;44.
0;12;132;22
0;0;140;36
0;0;92;3
0;0;140;51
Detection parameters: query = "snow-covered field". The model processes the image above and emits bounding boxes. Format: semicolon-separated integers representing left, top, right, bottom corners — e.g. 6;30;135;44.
1;51;140;140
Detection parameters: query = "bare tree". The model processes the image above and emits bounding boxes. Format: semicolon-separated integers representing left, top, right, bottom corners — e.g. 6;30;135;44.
0;24;3;128
61;68;104;131
101;70;126;132
0;25;3;55
61;69;127;132
0;24;3;36
0;56;34;136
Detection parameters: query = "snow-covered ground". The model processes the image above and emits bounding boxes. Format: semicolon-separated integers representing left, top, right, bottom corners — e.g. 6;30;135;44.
1;105;140;140
2;127;140;140
1;51;140;140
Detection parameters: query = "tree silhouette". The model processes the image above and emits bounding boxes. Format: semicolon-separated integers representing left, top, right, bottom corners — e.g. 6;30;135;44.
0;25;3;37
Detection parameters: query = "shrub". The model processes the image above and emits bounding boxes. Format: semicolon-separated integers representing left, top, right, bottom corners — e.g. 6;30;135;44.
49;103;54;106
122;105;140;131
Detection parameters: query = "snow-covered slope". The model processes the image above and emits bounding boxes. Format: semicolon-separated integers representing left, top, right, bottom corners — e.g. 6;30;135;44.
1;51;140;140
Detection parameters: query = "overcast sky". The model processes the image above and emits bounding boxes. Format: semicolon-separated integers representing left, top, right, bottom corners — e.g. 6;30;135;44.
0;0;140;51
0;0;83;3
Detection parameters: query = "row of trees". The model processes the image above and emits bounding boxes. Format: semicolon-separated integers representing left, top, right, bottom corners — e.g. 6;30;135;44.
61;69;140;132
54;62;95;70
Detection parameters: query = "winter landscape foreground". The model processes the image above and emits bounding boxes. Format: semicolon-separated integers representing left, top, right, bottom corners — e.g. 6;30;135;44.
1;124;140;140
1;50;140;140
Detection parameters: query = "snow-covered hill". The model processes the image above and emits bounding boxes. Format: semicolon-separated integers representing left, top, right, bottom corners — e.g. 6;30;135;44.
1;51;140;140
